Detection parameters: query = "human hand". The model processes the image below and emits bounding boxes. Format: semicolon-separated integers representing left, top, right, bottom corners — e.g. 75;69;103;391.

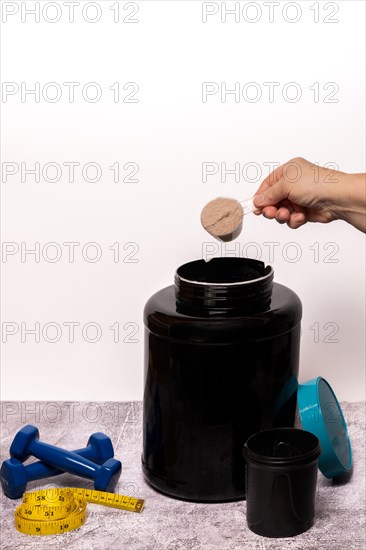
253;158;344;229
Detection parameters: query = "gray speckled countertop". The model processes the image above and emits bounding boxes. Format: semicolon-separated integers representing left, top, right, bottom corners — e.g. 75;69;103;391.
0;401;365;550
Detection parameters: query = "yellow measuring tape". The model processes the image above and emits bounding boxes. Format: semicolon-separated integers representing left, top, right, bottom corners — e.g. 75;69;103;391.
14;487;145;536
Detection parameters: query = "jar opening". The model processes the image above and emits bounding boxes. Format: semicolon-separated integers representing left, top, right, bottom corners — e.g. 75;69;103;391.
244;428;321;466
176;258;272;286
174;258;274;316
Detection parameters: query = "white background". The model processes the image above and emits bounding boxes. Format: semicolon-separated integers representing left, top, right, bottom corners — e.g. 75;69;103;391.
1;0;365;401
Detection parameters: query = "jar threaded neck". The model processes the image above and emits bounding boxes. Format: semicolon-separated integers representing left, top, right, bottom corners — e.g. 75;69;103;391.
174;258;274;316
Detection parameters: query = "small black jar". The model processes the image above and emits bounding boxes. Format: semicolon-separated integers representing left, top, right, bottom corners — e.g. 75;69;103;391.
244;428;321;537
142;258;302;502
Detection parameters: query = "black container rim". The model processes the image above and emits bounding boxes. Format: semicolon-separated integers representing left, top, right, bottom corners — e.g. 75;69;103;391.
175;259;273;287
243;428;321;467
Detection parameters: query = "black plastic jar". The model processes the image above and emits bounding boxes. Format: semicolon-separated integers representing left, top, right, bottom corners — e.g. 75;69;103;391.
244;428;321;537
142;258;302;502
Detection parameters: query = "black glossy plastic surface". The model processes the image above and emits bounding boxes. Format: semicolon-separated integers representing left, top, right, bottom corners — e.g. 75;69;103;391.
244;428;321;537
142;258;302;502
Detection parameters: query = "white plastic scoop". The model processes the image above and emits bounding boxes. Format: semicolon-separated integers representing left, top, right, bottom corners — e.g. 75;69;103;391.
200;196;256;241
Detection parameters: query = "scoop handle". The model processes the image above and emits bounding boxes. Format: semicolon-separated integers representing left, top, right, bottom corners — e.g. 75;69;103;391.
240;197;256;216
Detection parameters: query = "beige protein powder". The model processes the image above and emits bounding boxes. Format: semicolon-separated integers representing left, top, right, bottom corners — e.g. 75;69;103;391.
200;197;244;242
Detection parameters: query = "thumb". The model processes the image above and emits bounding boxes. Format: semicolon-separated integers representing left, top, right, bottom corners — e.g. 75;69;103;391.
254;178;290;208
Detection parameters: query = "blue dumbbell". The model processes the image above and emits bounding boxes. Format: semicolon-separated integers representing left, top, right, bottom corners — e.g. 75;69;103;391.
1;432;114;499
10;425;121;492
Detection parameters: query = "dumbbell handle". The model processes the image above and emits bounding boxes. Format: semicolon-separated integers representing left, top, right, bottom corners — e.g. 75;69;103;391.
24;442;107;482
28;440;102;481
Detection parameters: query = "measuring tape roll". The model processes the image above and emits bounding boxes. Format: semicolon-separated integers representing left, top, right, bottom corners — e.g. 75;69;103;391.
14;487;145;536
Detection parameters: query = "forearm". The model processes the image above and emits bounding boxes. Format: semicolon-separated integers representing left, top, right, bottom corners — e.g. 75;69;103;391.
332;173;366;232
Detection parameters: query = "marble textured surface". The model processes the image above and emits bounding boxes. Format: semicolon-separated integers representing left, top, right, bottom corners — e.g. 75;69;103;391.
0;401;365;550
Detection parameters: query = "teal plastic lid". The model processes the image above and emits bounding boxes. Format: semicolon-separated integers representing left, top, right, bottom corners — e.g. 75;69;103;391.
298;377;352;479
